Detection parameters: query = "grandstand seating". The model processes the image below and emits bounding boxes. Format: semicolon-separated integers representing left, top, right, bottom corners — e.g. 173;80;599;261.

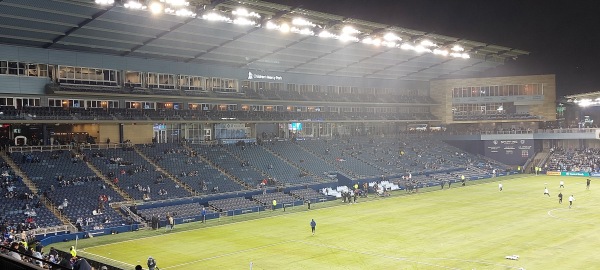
546;148;598;172
262;141;338;181
209;197;261;212
194;145;265;188
83;147;193;200
289;188;329;202
225;144;316;185
0;160;62;229
252;192;299;206
136;144;246;194
8;151;125;231
137;202;212;220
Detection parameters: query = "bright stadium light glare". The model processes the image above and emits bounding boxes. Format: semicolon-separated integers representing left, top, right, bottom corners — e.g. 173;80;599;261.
318;30;335;38
433;49;448;56
95;0;114;5
161;0;189;7
233;17;256;26
232;8;261;18
174;7;195;17
339;34;358;42
420;40;436;47
149;2;163;14
414;45;431;53
461;53;470;59
266;21;278;30
382;41;397;48
578;99;592;107
451;45;465;52
383;32;401;41
291;27;314;36
362;37;373;44
292;18;315;27
279;23;290;33
124;0;146;10
202;12;232;22
400;43;413;50
342;26;360;34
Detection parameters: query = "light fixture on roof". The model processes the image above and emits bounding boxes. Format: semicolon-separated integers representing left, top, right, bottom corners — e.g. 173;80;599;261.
95;0;114;5
266;21;278;30
202;12;232;22
383;33;401;41
165;8;196;17
292;18;315;27
124;0;146;10
451;45;465;52
339;34;359;42
233;17;256;26
420;40;437;47
279;23;290;33
433;49;448;56
161;0;189;7
342;26;360;34
291;27;314;36
400;43;413;50
149;2;163;14
318;30;335;38
414;45;431;53
232;8;261;18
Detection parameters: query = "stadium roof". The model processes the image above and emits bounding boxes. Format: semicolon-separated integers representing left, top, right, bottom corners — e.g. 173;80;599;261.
0;0;530;81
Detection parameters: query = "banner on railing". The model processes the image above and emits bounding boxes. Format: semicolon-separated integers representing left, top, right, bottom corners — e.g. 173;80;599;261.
546;171;561;176
562;172;590;177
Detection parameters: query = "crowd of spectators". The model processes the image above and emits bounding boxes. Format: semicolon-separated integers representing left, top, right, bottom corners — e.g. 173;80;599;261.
546;147;600;172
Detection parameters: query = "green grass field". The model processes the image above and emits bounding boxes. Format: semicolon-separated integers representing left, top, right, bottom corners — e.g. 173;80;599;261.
54;175;600;269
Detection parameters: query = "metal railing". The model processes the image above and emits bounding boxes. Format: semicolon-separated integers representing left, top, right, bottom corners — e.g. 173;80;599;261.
9;145;72;153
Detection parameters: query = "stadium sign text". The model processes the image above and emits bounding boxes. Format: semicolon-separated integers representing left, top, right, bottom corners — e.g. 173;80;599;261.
546;171;561;176
248;71;282;81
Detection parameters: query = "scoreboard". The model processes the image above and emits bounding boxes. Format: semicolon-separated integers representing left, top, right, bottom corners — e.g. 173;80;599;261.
484;139;534;165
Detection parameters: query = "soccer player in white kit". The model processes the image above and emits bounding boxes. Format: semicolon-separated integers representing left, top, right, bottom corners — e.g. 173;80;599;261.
499;183;503;191
569;195;575;208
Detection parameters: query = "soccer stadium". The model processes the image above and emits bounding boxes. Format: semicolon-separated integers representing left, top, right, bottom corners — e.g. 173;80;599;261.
0;0;599;269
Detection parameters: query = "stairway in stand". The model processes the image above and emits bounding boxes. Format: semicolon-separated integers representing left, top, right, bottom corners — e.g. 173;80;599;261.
181;144;252;190
83;158;135;202
133;145;197;196
0;152;74;228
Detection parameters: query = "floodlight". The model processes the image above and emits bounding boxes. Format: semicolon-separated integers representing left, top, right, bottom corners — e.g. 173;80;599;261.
266;21;278;30
420;40;436;47
319;30;335;38
461;53;470;59
342;26;360;34
202;12;231;22
233;17;256;26
279;23;290;33
382;41;397;48
433;49;448;56
451;45;464;52
124;0;146;10
414;45;431;53
161;0;189;7
292;18;315;27
95;0;114;5
174;8;195;17
339;34;358;42
232;8;261;18
383;33;401;41
149;2;163;14
400;43;413;50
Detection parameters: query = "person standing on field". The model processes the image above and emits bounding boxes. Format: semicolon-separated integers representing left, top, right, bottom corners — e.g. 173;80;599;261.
569;195;575;208
499;183;503;191
310;219;316;235
558;192;563;204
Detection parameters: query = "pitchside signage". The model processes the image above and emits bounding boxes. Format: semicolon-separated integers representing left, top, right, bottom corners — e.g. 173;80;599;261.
484;139;534;165
248;71;282;81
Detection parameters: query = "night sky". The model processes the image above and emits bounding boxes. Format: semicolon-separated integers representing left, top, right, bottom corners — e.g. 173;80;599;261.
269;0;600;96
